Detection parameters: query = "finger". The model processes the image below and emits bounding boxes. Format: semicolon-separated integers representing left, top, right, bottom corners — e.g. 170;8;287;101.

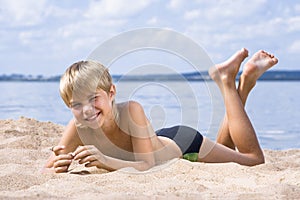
78;155;98;164
53;159;72;168
74;145;95;153
85;161;96;168
74;150;92;161
52;145;65;156
54;154;73;162
73;145;95;160
72;146;87;157
69;152;76;158
84;158;102;168
54;166;69;173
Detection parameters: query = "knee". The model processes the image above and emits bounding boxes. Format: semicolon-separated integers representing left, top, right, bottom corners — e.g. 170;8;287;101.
255;150;265;165
255;155;265;165
248;154;265;166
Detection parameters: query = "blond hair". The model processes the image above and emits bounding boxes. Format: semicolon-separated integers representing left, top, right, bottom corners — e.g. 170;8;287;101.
59;60;118;123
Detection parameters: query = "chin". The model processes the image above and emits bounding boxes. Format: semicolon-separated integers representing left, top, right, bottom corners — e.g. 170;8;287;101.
87;119;104;130
88;123;101;130
74;119;101;130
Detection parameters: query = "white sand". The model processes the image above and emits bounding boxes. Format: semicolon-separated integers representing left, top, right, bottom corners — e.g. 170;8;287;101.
0;117;299;199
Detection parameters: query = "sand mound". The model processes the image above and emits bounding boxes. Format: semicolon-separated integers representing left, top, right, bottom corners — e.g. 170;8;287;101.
0;117;299;199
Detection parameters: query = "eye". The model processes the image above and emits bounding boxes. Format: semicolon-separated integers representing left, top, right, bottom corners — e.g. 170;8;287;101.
90;94;101;103
89;96;96;103
70;103;82;110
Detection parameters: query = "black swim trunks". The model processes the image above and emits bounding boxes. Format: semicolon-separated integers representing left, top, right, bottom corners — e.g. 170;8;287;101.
155;125;203;155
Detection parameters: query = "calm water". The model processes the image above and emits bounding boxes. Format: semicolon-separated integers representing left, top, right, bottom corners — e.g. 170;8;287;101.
0;81;299;150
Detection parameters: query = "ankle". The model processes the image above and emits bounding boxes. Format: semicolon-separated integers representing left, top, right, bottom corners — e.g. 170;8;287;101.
239;74;256;91
220;76;236;89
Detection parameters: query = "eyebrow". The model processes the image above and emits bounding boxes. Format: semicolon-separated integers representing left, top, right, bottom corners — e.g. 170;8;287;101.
70;93;100;104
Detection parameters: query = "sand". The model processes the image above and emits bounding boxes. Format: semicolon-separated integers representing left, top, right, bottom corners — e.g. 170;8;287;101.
0;117;299;199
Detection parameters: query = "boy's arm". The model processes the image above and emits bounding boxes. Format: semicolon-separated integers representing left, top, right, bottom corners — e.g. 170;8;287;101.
97;152;155;171
73;144;156;172
127;101;156;170
44;119;83;169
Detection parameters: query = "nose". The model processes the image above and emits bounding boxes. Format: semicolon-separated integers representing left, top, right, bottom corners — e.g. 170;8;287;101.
82;103;93;115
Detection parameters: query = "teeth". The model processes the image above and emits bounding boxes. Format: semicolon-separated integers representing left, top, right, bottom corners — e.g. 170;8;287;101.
88;116;96;120
86;112;100;121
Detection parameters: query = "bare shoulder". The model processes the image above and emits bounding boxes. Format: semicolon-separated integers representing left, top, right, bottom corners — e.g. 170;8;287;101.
117;101;145;117
116;101;152;137
117;100;143;108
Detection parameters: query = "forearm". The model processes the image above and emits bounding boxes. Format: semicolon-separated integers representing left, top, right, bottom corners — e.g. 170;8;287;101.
99;154;155;171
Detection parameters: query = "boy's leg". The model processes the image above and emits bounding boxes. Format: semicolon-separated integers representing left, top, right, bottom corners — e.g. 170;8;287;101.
216;76;252;150
199;49;278;166
216;50;278;150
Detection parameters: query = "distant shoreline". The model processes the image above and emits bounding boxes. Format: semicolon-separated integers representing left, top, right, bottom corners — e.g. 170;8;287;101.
1;70;300;82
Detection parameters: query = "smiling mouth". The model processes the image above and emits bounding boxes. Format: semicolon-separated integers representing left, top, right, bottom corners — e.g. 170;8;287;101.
85;112;101;121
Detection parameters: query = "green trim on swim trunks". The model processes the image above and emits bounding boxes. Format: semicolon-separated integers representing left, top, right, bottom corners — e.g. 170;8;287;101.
182;153;198;162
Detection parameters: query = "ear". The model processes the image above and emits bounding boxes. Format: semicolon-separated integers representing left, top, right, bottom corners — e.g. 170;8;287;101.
109;84;116;100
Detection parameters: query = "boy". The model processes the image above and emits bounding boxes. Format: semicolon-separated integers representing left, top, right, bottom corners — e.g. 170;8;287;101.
45;48;278;173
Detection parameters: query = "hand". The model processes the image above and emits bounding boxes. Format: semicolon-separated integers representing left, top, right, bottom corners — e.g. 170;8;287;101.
52;145;74;173
73;145;106;168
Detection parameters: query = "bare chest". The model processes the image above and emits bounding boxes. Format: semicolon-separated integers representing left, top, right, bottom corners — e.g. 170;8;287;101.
78;128;134;160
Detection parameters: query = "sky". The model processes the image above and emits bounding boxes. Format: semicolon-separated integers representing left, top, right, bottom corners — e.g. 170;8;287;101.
0;0;300;76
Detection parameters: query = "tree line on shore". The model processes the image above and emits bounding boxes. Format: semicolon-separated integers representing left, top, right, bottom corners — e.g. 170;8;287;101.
1;70;300;82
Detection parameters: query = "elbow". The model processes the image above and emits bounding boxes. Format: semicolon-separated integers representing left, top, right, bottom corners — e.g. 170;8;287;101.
137;161;156;171
253;151;265;166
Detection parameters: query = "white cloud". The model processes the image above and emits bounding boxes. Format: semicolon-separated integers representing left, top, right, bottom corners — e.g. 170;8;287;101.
288;40;300;53
0;0;300;75
287;16;300;32
194;0;267;20
84;0;152;19
184;9;200;20
44;3;81;20
18;31;34;45
147;17;159;25
0;0;48;26
167;0;185;11
182;0;294;47
295;4;300;12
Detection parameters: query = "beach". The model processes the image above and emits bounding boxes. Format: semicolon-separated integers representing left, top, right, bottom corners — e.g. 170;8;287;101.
0;117;299;199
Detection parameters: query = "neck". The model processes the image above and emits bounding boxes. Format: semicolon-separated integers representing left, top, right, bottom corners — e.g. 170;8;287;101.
101;111;119;135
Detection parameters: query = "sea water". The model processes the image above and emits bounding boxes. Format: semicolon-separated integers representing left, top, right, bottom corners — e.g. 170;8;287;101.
0;81;299;150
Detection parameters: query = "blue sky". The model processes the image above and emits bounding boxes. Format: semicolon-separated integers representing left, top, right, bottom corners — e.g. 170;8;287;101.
0;0;300;76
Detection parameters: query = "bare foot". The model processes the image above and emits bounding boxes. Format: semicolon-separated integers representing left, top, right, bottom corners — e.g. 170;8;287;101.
242;50;278;82
237;50;278;105
209;48;248;86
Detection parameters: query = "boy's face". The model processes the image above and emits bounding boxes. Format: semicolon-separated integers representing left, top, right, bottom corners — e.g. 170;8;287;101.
69;86;115;129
